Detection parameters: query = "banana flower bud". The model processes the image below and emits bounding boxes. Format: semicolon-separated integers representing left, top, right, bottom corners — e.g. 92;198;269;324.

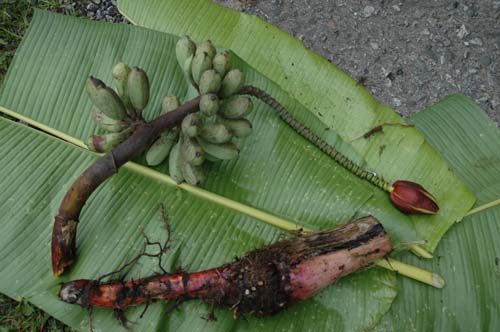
389;180;439;215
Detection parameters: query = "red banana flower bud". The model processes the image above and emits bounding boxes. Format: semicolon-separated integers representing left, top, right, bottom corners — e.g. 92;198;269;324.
389;180;439;215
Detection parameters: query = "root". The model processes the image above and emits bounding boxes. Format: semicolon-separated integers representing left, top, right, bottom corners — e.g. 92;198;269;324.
98;205;172;282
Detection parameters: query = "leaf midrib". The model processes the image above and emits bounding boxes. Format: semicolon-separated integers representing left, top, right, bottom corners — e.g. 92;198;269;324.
0;105;304;233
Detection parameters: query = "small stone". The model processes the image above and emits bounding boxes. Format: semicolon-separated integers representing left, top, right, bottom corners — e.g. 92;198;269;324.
257;281;264;286
245;289;250;295
457;24;469;39
469;38;483;46
392;5;401;12
421;28;430;36
393;98;402;107
479;55;491;66
363;6;375;18
478;96;489;103
370;42;379;50
251;286;257;291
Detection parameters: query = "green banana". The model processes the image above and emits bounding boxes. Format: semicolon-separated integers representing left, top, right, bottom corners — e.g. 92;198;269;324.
145;135;176;166
159;96;180;145
198;123;232;143
181;137;205;166
220;69;244;97
181;113;201;137
219;96;253;119
213;51;232;77
85;77;127;120
169;141;184;184
91;107;130;132
198;139;239;160
162;95;180;113
195;40;216;59
112;62;131;98
175;36;196;67
191;51;212;85
182;55;197;87
86;128;132;153
199;70;222;95
204;153;220;162
199;93;219;116
220;118;253;138
128;67;150;112
181;160;205;185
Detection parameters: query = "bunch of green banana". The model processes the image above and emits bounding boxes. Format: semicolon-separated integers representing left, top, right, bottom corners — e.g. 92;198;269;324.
161;36;254;185
175;36;244;98
85;62;153;153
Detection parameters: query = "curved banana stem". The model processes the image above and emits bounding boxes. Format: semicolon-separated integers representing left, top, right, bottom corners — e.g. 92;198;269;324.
51;97;200;276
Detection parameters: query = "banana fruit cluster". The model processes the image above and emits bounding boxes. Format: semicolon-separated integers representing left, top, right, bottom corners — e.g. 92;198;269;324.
154;36;253;185
85;36;252;187
85;63;150;152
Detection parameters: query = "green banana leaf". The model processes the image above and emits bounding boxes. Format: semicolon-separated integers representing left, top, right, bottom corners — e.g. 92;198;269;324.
116;0;474;252
374;95;500;331
0;11;403;332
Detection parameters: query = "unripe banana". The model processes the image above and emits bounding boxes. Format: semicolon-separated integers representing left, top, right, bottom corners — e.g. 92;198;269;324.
91;107;129;132
204;153;220;162
199;123;232;143
191;52;212;85
220;69;244;97
85;77;127;120
112;62;131;98
181;160;205;185
219;96;253;119
162;95;180;113
199;70;222;95
145;135;176;166
159;96;180;142
175;36;196;67
181;113;201;137
220;118;253;138
181;138;205;166
169;141;184;184
199;94;219;116
86;128;132;153
182;55;196;87
213;51;232;77
195;40;216;59
198;139;239;160
127;67;150;112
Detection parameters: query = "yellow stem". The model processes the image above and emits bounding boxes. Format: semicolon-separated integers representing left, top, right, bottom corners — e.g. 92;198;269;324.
462;198;500;219
377;258;445;288
409;244;433;259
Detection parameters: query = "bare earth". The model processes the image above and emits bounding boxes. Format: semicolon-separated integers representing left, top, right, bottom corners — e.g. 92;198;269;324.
213;0;500;124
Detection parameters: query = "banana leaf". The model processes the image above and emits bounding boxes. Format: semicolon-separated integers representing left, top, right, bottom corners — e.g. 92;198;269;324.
374;95;500;331
116;0;474;252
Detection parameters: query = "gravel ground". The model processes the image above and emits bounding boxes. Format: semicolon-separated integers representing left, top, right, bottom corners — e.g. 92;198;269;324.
84;0;499;124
